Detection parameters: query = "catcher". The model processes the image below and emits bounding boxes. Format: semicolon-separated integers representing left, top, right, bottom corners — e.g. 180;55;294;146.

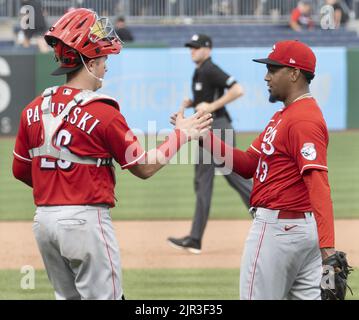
12;8;212;300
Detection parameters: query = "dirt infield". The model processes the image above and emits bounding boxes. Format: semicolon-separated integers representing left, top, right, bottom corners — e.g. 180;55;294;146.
0;220;358;269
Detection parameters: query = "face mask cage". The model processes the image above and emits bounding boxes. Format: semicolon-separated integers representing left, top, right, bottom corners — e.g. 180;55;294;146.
89;15;122;44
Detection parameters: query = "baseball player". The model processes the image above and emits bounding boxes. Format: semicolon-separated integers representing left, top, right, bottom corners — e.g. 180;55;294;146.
12;8;212;300
201;40;341;299
168;34;252;254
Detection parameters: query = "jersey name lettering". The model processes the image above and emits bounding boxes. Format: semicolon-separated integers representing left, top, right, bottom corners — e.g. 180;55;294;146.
25;103;100;135
26;106;40;126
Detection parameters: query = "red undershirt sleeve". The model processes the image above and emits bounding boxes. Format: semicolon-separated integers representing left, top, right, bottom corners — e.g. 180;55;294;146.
202;131;260;178
155;129;188;162
303;169;335;248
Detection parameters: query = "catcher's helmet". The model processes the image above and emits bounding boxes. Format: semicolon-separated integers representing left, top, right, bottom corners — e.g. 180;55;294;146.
44;8;122;75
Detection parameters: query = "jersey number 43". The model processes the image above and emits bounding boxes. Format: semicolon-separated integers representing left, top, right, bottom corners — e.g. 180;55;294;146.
255;158;268;183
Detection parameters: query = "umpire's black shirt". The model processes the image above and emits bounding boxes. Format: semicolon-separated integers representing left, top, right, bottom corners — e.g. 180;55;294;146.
192;57;236;119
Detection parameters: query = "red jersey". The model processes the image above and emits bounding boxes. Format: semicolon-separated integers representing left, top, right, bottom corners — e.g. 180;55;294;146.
13;86;145;207
248;97;329;211
290;8;314;28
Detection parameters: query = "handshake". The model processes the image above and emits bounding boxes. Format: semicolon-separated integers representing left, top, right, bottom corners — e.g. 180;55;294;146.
170;99;213;141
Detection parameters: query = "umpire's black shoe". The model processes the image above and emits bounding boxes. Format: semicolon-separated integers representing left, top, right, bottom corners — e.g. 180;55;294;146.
167;236;201;254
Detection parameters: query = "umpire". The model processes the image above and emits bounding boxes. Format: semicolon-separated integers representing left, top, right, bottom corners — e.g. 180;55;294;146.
168;34;253;254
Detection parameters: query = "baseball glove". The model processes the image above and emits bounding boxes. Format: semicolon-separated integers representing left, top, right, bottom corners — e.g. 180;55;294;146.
321;251;353;300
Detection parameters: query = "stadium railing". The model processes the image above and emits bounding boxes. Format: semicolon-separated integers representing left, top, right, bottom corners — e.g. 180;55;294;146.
0;0;358;23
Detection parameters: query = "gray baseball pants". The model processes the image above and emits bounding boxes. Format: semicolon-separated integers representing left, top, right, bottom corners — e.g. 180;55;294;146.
33;205;123;300
240;207;322;300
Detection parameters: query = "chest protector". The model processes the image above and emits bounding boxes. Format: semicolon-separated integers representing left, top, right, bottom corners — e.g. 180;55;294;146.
28;86;118;167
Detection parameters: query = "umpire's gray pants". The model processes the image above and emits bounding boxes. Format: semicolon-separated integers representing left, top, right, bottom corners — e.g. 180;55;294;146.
33;205;123;300
190;116;253;241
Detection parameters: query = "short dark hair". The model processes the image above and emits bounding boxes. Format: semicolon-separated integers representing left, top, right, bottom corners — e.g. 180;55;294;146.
301;70;315;84
66;66;83;82
65;56;89;81
117;16;125;23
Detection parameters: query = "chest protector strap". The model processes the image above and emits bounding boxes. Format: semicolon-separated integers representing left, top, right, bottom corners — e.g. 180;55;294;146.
28;86;112;167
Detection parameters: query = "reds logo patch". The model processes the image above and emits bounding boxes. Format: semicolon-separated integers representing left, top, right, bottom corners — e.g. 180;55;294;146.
301;143;317;161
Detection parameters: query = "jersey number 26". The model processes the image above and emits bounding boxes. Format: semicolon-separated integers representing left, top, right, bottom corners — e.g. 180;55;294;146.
40;130;72;170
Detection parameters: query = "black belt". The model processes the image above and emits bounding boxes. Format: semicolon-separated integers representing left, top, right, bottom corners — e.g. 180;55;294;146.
98;158;113;166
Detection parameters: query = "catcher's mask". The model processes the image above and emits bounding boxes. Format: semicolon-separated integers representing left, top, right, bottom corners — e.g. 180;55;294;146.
45;8;122;76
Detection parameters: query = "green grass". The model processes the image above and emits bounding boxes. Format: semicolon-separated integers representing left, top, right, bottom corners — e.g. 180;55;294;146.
0;268;358;300
1;131;359;220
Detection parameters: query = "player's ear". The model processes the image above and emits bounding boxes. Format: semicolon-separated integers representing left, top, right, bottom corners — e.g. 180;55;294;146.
290;68;301;82
87;59;96;71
